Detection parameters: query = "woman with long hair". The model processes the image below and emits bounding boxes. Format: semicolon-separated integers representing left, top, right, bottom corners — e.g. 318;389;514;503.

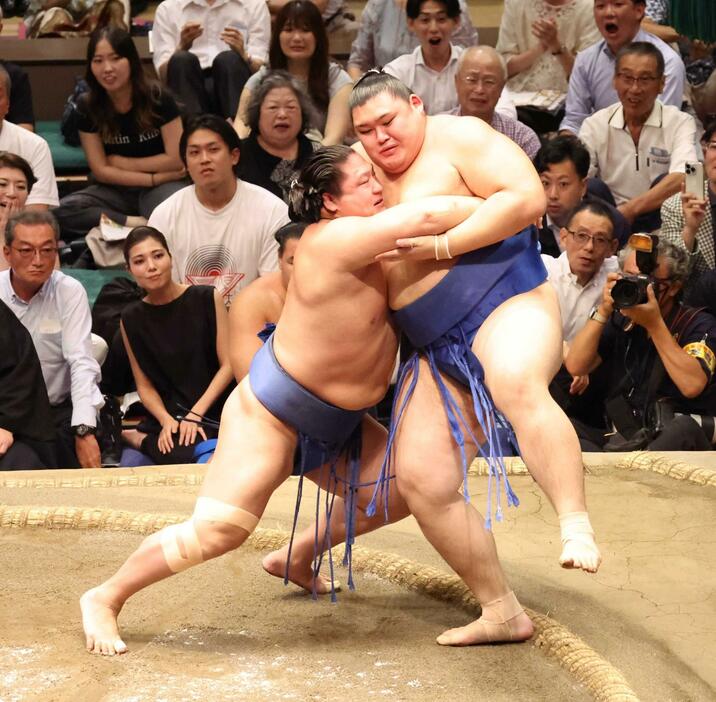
234;0;352;146
54;27;187;245
119;226;234;465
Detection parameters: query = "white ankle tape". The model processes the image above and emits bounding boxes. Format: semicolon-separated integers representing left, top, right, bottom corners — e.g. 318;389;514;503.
482;591;523;623
559;511;594;544
161;521;204;573
193;496;260;534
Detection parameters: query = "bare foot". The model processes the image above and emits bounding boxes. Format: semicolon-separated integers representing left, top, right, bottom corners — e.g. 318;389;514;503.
262;548;340;595
80;587;127;656
436;611;534;646
121;429;146;450
559;536;601;573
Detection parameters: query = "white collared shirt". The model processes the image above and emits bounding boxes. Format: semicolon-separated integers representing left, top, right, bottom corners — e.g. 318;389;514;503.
384;44;462;115
579;100;699;206
0;270;103;426
0;120;59;207
541;251;618;342
152;0;270;71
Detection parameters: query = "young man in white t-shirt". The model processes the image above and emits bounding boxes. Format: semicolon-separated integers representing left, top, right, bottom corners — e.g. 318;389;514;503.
148;115;289;305
0;65;58;209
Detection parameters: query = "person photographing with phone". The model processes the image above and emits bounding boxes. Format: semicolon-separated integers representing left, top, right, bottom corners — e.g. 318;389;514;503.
152;0;270;118
565;234;716;451
660;120;716;290
578;42;699;233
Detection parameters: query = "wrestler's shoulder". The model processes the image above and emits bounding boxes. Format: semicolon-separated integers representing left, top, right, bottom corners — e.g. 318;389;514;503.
426;114;491;142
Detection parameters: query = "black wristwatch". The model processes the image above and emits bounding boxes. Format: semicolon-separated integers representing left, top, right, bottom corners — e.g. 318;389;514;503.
72;424;97;437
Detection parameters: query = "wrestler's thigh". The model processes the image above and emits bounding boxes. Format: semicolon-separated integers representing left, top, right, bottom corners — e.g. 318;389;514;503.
201;380;297;509
308;415;387;494
473;282;563;395
393;357;482;498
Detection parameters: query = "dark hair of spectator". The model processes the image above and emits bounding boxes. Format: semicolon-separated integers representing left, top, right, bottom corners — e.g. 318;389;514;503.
702;119;716;145
275;221;307;255
85;27;161;141
406;0;460;20
615;41;665;78
123;226;171;265
0;64;10;99
0;151;36;193
179;114;242;176
246;70;317;135
533;135;591;180
271;1;330;114
288;145;354;222
5;209;59;246
349;71;413;114
566;200;615;237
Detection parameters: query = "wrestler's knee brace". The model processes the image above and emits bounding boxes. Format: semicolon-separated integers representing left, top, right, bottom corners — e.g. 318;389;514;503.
160;496;260;573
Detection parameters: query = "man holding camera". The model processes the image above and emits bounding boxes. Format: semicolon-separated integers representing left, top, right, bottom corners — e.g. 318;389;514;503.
565;238;716;451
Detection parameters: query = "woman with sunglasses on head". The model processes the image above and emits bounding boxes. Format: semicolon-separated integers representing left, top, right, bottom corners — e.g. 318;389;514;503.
119;226;234;465
54;27;188;245
234;0;352;146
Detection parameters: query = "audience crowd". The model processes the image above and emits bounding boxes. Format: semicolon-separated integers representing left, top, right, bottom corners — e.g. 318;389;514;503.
1;0;715;470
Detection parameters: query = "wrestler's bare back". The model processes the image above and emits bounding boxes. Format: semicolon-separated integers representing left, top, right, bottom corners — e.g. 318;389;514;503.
272;224;397;411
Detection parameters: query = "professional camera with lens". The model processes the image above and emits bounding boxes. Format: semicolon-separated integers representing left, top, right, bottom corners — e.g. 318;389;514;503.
611;233;660;310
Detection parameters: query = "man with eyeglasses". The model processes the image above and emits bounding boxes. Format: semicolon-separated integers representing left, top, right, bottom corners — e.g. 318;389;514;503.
578;42;698;232
542;200;619;343
559;0;685;135
451;46;541;159
0;210;103;468
566;238;716;451
660;120;716;289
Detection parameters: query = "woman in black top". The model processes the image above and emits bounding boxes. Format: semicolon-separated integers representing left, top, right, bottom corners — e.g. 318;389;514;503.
54;28;188;243
120;226;234;464
237;71;319;203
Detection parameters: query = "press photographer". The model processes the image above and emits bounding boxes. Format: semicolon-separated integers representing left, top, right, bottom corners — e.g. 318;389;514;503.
565;236;716;451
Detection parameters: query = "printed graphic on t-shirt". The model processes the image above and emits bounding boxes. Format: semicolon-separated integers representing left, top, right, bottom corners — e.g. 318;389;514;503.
184;245;245;305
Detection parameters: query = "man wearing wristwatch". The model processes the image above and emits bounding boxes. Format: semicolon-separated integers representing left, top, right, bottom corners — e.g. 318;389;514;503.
0;210;104;469
565;238;716;451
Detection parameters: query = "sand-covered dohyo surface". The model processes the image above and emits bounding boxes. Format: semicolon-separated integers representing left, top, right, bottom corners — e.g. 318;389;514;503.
1;452;715;701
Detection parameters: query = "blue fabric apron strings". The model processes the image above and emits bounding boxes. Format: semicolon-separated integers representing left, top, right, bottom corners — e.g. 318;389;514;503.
249;335;368;600
368;227;547;528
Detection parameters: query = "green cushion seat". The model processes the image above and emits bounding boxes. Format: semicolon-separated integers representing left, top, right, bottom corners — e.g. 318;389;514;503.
36;120;88;173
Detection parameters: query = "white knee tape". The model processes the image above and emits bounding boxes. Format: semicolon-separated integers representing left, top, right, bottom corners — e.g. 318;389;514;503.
161;521;204;573
193;496;260;534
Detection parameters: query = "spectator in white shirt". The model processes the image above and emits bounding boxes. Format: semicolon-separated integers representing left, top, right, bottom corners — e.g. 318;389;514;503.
579;42;698;232
383;0;517;117
152;0;270;119
383;0;464;115
148;114;288;306
0;65;58;210
0;210;104;468
542;199;619;343
543;199;618;428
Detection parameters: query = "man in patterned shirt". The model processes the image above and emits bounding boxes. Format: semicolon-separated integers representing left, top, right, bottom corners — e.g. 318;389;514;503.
452;46;541;159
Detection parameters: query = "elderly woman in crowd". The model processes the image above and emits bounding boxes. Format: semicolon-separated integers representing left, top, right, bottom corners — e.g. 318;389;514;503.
235;0;352;146
0;151;35;273
120;226;234;465
237;71;319;202
346;0;478;80
54;27;187;244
